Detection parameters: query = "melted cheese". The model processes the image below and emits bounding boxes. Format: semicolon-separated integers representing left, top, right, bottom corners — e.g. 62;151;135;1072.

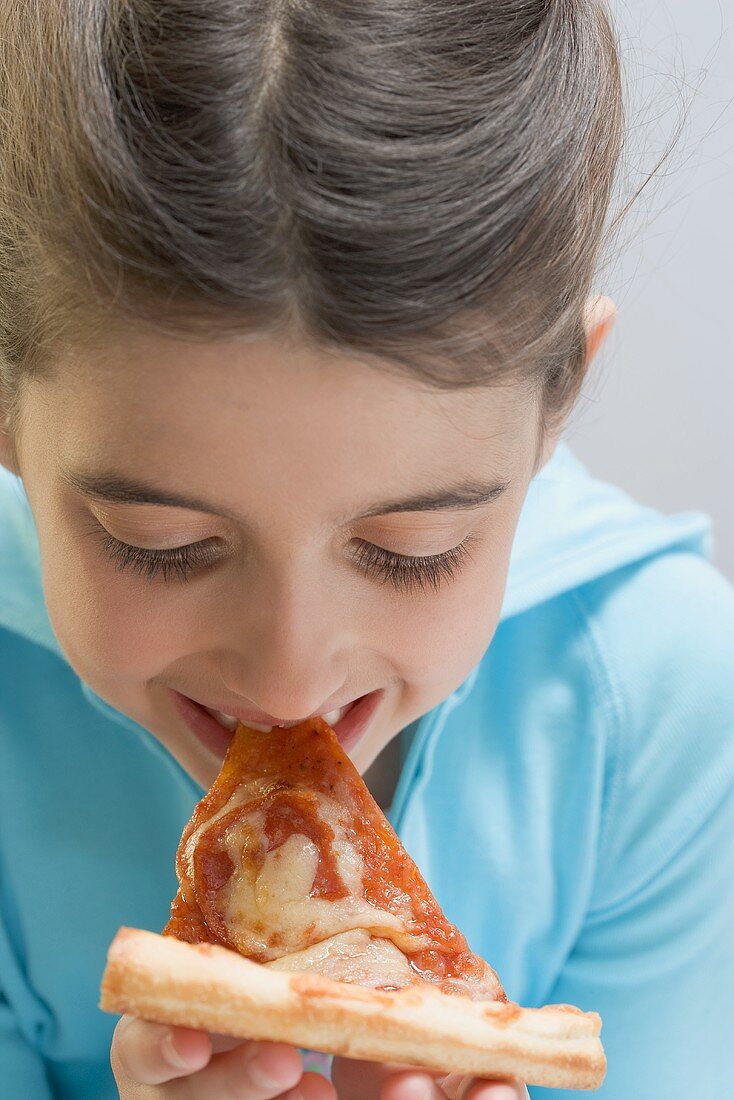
182;779;273;880
263;929;504;1001
265;929;416;989
192;788;430;961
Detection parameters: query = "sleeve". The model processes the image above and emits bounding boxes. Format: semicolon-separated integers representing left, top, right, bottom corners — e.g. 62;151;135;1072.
529;553;734;1099
0;994;53;1096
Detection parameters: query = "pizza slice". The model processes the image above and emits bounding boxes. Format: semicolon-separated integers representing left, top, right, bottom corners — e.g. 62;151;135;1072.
100;718;606;1090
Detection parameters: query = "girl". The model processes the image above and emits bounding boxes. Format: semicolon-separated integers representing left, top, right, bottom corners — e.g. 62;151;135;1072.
0;2;732;1099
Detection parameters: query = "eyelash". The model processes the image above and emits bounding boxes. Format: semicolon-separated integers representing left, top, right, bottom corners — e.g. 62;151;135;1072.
94;528;477;593
351;537;476;593
94;529;223;583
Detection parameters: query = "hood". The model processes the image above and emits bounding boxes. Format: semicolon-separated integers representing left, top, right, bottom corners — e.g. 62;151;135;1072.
501;441;711;619
0;441;712;663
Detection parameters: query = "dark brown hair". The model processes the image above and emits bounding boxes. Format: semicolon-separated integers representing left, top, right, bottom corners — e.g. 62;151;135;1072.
0;0;623;438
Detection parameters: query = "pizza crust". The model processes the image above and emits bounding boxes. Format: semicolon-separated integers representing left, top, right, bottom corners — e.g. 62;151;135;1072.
99;927;606;1090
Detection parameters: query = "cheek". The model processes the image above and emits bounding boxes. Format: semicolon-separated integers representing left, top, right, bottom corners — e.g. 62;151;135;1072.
379;543;511;688
36;516;190;684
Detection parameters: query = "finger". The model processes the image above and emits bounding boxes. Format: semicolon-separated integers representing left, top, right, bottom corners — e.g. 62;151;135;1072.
380;1071;528;1100
281;1070;338;1100
111;1015;211;1086
380;1071;447;1100
164;1039;302;1099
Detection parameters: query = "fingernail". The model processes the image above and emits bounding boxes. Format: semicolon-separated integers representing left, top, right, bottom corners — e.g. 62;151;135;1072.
161;1030;194;1070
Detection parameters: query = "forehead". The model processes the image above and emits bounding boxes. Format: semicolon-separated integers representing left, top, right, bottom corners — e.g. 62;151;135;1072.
31;332;540;516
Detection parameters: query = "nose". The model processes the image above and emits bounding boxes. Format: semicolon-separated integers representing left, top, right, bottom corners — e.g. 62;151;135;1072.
215;561;351;723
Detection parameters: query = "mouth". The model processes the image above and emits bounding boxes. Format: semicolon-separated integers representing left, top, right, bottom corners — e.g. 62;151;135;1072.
168;688;384;761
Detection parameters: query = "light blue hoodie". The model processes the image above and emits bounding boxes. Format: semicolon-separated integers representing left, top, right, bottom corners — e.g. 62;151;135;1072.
1;442;733;1100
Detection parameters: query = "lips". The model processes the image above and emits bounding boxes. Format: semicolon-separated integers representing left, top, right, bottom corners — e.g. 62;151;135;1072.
168;688;383;760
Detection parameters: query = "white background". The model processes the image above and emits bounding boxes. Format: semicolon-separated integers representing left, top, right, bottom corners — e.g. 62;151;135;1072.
569;0;733;581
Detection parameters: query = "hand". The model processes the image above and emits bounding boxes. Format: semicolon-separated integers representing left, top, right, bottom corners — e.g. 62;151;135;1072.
110;1014;338;1099
331;1057;530;1100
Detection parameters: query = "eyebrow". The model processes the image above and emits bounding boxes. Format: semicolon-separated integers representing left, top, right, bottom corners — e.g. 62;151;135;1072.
60;467;509;522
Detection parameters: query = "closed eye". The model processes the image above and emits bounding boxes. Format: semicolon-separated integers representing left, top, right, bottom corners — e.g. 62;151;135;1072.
88;518;478;593
351;535;478;593
89;523;222;582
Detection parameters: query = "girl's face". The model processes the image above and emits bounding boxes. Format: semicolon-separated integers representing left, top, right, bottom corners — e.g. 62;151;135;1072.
7;330;554;788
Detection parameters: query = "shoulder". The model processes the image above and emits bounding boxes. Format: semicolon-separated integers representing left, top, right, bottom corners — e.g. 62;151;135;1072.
468;546;734;887
491;548;734;765
413;549;734;811
501;545;734;698
571;548;734;715
565;551;734;906
568;551;734;840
